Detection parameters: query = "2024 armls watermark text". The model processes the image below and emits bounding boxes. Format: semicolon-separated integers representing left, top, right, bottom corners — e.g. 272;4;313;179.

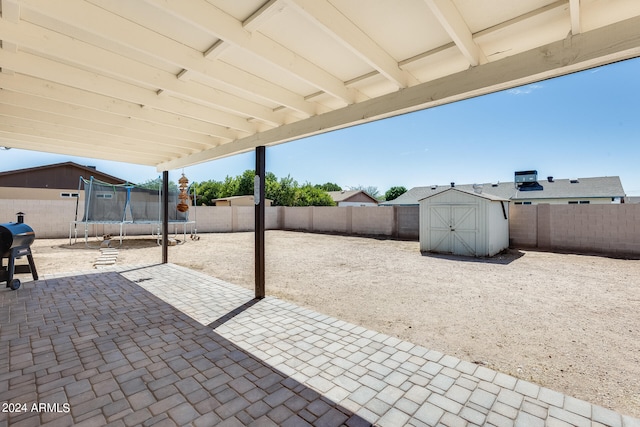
2;402;70;413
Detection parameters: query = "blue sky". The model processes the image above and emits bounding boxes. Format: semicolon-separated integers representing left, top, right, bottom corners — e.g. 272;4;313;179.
2;57;639;195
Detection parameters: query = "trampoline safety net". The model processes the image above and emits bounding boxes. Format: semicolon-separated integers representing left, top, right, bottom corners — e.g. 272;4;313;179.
80;177;188;223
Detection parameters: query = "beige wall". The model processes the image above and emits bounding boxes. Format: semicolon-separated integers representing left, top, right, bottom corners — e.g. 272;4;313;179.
509;204;640;256
0;186;84;201
3;199;638;257
0;202;417;240
1;199;80;238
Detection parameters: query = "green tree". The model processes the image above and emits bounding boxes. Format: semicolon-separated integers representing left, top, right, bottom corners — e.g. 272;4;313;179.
192;180;223;205
314;182;342;192
294;184;335;206
219;175;239;197
183;172;343;206
384;186;408;201
264;172;280;202
237;169;256;196
136;177;177;192
272;175;298;206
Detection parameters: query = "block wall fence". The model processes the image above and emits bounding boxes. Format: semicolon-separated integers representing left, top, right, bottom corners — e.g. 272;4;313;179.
2;200;639;257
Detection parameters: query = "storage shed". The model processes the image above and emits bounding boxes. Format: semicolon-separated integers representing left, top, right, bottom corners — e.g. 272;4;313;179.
419;188;509;257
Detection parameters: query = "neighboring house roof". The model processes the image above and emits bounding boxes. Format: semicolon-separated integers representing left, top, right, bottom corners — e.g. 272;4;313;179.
0;162;128;189
625;196;640;204
327;190;379;204
210;195;273;204
382;176;626;205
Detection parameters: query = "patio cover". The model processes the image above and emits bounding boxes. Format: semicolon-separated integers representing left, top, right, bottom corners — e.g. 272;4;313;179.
1;0;639;169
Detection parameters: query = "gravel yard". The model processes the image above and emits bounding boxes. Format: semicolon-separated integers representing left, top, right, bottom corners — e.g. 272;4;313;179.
27;230;640;418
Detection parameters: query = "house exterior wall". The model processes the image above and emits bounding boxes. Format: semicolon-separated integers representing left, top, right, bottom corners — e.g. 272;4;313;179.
0;187;84;201
337;201;378;207
511;197;618;205
345;193;378;204
212;196;272;207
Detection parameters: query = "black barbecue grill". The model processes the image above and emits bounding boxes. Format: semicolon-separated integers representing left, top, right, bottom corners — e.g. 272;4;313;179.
0;221;38;290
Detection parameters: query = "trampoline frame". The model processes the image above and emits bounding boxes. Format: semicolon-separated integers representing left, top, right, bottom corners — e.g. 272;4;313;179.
70;176;197;248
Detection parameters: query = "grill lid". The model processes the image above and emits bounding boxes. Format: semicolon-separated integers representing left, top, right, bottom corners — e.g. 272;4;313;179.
0;222;36;253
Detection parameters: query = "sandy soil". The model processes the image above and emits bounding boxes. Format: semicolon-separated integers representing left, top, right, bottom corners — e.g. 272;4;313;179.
22;231;640;418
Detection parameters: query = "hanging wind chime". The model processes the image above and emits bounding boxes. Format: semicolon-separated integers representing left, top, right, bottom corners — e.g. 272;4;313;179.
177;173;190;212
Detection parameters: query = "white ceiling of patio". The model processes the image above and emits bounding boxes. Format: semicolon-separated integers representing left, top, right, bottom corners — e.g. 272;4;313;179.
1;0;639;172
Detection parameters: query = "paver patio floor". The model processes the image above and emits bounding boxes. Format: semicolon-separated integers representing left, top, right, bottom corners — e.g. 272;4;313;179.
1;264;638;426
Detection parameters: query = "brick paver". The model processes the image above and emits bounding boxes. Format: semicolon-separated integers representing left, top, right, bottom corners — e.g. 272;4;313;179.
1;263;639;426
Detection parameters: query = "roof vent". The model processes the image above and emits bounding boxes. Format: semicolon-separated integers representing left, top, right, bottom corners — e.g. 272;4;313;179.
570;178;579;184
450;182;455;188
515;170;543;191
491;182;499;187
547;176;554;182
515;170;538;183
431;185;437;190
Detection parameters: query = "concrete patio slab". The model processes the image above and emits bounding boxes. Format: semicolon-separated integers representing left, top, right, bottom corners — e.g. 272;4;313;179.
1;264;638;426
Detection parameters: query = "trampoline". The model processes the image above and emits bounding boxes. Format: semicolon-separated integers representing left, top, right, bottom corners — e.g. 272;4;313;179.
70;176;196;247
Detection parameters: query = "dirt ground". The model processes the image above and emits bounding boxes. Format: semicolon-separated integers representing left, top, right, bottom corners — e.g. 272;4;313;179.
22;231;640;418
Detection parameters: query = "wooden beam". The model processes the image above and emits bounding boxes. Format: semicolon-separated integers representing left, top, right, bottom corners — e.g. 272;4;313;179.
0;49;256;134
0;89;220;150
570;0;582;35
0;131;163;165
0;73;239;141
0;19;284;127
146;0;356;104
158;15;640;171
423;0;487;66
285;0;411;88
0;101;207;153
243;0;284;32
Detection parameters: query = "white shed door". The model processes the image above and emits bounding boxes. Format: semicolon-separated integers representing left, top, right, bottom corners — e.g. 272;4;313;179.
428;204;478;256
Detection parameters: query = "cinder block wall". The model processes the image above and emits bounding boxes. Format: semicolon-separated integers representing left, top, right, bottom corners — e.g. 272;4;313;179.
351;206;394;236
312;207;349;234
508;205;537;247
396;206;419;239
509;204;640;256
5;200;639;256
282;207;312;231
548;204;640;255
0;199;79;238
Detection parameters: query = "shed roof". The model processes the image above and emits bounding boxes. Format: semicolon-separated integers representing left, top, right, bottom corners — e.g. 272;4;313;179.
1;1;639;170
418;187;509;202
